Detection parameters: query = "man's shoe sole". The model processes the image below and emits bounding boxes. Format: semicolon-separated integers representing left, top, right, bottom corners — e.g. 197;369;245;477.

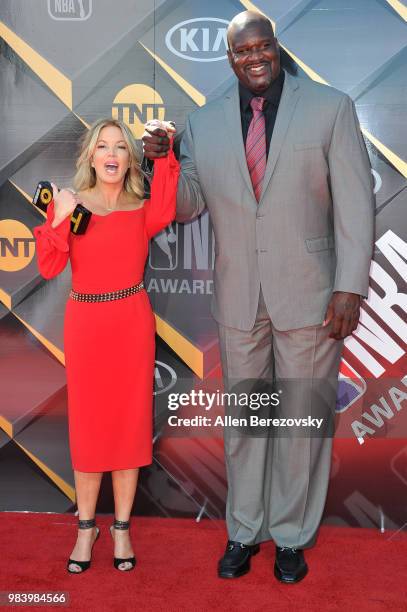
274;563;308;584
218;544;260;579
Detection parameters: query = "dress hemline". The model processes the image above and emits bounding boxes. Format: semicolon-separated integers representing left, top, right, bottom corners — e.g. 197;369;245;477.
71;459;153;473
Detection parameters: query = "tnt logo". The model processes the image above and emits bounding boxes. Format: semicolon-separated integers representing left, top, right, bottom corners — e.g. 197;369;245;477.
48;0;92;20
336;359;367;413
0;220;35;272
149;223;178;270
112;85;165;139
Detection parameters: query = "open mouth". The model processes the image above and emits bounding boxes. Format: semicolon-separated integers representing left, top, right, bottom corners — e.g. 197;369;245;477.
246;63;269;76
104;162;119;174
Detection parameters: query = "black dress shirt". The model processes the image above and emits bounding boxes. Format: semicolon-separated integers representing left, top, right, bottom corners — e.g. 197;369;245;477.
239;69;285;158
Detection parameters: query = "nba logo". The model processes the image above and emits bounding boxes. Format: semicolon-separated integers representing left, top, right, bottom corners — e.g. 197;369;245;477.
149;223;178;270
336;359;367;413
48;0;92;20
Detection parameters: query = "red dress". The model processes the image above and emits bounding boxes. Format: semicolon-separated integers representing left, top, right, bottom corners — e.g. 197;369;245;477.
33;151;179;472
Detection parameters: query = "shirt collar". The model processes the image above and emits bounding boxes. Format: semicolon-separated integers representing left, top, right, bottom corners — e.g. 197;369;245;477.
239;69;285;112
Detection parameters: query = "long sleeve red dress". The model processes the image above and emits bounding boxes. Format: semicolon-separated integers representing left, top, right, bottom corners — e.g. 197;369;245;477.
33;150;179;472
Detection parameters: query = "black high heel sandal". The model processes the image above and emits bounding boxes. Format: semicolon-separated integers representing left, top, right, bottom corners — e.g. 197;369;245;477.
67;518;100;574
110;518;136;571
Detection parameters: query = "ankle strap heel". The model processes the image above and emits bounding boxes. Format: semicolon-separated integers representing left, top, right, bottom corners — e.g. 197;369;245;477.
67;517;99;574
110;517;136;571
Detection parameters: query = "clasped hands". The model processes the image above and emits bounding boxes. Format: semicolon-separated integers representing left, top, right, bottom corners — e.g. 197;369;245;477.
142;120;175;159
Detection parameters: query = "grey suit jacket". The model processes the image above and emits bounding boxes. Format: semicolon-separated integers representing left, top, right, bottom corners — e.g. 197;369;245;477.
176;69;375;332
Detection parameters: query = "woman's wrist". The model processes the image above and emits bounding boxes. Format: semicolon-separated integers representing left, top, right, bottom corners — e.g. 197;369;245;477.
51;213;70;229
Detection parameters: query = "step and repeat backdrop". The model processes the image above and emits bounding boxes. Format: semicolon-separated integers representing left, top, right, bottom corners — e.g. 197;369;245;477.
0;0;406;531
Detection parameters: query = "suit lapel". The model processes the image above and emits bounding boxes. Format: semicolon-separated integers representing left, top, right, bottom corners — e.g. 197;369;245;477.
259;71;300;205
222;84;256;202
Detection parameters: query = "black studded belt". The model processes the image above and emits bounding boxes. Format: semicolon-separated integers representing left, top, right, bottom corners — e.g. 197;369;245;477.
69;281;144;303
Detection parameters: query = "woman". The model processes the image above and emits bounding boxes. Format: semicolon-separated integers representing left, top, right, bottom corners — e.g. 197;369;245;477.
33;118;179;573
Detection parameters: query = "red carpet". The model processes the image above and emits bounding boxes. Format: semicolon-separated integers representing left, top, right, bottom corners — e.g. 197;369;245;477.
0;513;406;612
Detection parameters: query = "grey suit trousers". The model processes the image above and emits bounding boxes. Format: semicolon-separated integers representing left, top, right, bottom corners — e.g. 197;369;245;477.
218;288;343;549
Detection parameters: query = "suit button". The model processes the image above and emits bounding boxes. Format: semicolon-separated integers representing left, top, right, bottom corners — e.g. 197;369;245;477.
260;249;267;253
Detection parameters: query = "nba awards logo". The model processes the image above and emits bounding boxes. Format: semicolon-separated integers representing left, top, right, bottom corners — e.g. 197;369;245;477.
147;213;215;295
112;85;165;139
149;223;178;271
0;220;35;272
336;359;367;413
48;0;92;20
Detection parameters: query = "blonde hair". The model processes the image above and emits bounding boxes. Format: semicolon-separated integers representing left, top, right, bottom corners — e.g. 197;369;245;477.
73;118;145;199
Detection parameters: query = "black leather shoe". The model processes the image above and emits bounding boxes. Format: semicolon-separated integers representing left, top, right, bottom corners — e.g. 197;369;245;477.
218;540;260;578
274;546;308;583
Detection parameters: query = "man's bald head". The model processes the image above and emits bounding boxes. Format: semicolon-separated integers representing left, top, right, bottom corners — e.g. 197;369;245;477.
226;10;280;94
227;11;274;48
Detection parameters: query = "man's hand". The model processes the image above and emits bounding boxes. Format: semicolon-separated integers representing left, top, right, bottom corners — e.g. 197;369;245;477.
323;291;362;340
142;120;176;159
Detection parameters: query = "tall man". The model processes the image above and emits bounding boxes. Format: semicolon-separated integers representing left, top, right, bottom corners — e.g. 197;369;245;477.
143;11;374;583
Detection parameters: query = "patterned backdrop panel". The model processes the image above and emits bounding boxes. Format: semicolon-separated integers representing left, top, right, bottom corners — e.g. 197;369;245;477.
0;0;406;531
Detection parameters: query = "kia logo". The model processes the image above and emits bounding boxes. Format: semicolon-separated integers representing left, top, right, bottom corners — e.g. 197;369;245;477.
165;17;229;62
